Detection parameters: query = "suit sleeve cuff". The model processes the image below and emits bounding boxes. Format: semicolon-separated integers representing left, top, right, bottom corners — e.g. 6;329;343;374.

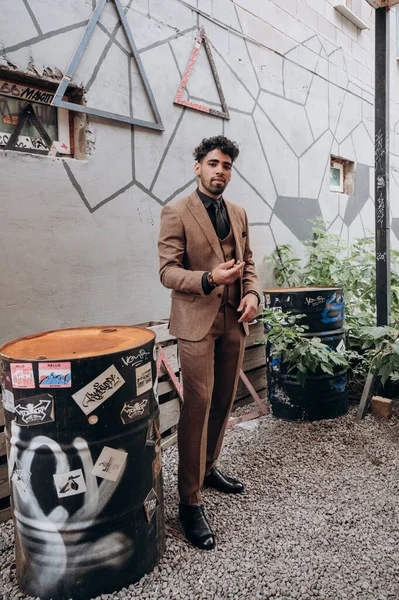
202;272;214;295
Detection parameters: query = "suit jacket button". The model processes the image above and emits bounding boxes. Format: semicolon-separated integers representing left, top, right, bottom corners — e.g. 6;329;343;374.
217;293;222;298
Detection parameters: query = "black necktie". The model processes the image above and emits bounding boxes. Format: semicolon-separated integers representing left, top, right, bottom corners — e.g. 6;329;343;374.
212;200;230;239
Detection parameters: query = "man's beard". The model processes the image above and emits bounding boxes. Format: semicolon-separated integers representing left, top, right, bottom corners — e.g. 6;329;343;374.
202;178;227;196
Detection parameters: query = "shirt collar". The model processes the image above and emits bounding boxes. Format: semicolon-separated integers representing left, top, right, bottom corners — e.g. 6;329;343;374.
196;187;223;209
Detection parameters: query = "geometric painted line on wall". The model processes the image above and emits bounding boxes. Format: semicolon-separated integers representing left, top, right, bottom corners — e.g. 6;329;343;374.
0;0;377;246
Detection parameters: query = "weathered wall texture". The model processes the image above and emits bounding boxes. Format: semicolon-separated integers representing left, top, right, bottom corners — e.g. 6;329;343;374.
0;0;394;344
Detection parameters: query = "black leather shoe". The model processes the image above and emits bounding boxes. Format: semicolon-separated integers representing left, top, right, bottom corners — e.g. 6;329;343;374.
178;504;216;550
203;467;245;494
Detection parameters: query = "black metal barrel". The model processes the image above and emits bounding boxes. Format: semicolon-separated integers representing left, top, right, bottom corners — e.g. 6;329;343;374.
264;287;348;421
0;326;164;600
264;286;345;332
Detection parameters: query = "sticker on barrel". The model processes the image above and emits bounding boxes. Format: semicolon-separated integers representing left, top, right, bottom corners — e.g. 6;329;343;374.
143;488;160;523
11;459;32;495
72;364;125;415
54;469;87;498
2;388;15;413
136;362;152;395
92;446;128;482
146;420;161;446
14;393;55;426
120;396;149;425
10;363;35;389
1;370;15;412
39;362;71;388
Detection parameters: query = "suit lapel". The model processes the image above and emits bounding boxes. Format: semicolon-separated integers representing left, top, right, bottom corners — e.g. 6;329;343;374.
187;192;224;262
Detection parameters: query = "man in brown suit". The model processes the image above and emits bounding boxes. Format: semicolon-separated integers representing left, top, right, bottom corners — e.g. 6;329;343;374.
158;136;260;550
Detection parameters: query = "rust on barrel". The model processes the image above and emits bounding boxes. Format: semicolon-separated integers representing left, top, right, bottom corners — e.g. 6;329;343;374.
0;325;155;361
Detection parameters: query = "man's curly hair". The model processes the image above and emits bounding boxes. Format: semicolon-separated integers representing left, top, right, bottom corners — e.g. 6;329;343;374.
193;135;240;163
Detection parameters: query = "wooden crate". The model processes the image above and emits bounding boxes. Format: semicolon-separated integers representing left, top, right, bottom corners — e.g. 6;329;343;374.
0;399;12;524
235;320;267;405
135;321;181;450
150;320;267;448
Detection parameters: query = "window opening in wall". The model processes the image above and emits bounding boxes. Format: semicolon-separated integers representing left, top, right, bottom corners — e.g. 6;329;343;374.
330;156;355;195
0;76;82;158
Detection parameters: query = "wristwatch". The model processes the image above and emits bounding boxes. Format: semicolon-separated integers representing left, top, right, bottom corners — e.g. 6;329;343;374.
207;271;218;289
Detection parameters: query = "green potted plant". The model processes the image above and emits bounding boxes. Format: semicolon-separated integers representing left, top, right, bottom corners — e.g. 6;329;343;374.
261;308;349;421
265;221;399;404
358;324;399;399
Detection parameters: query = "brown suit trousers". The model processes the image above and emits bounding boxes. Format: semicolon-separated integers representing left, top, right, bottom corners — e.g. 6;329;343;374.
178;303;245;505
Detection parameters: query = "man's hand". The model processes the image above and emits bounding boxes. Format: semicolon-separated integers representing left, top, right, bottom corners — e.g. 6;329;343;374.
212;259;244;285
237;293;258;323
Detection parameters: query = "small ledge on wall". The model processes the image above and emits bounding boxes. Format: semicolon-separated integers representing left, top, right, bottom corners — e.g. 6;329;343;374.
333;2;369;30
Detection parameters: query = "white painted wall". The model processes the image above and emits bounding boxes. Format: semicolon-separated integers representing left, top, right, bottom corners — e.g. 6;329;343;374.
0;0;395;344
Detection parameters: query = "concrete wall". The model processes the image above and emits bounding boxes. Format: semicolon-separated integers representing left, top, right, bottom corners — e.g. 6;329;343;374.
0;0;395;344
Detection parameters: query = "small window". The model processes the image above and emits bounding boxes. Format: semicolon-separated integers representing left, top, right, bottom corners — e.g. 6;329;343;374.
0;76;78;157
330;156;355;195
330;161;344;193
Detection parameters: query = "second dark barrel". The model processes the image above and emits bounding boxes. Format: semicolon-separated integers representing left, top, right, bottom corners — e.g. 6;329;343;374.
264;287;348;421
0;325;164;600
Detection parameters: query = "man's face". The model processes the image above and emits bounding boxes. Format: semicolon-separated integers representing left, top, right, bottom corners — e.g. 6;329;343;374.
194;149;233;197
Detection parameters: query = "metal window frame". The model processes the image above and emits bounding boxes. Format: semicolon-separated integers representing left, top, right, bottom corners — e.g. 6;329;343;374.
174;28;230;120
52;0;164;131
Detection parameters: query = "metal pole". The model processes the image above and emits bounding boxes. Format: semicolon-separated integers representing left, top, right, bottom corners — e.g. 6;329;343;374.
357;6;391;421
375;6;391;326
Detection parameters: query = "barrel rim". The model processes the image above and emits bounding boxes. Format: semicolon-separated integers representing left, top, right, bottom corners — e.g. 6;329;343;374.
263;286;344;293
270;368;348;383
303;328;345;337
0;324;156;362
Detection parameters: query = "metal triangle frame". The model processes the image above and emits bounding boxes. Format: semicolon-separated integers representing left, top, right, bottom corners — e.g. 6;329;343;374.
174;28;230;120
52;0;164;131
4;103;52;154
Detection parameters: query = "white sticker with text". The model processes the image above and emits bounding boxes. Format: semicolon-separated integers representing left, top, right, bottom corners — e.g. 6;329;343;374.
136;362;152;395
39;362;71;388
72;365;125;415
143;488;160;522
10;363;35;389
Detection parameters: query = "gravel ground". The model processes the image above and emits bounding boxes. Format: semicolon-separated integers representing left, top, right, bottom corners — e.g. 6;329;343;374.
2;404;399;600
